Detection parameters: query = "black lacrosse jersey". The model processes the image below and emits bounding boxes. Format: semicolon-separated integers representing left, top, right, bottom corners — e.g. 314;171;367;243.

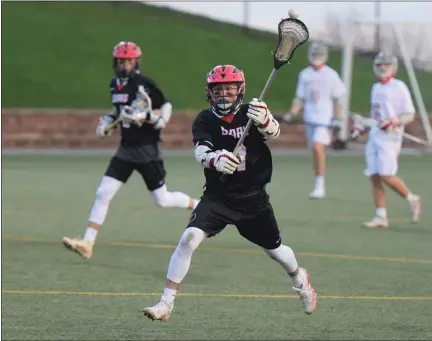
192;104;273;198
109;73;168;163
109;73;167;147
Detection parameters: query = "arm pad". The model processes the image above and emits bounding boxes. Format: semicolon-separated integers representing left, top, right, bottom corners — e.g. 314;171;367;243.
159;102;172;123
194;143;217;168
257;115;280;140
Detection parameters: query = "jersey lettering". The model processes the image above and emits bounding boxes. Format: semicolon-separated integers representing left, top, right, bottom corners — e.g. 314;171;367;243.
221;126;246;139
112;94;129;103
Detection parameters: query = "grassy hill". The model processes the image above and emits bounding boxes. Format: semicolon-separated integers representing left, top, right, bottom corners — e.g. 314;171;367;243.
2;1;431;113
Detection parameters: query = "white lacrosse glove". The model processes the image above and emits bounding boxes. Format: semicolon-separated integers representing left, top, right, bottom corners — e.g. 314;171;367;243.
96;115;114;137
350;115;367;140
282;112;298;124
214;149;241;175
247;98;270;126
379;118;399;132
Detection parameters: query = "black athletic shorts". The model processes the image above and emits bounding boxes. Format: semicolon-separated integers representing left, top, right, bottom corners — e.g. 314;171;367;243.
187;192;282;250
104;156;166;191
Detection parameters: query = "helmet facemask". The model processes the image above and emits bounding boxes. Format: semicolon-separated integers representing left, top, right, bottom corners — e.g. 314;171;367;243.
308;43;328;68
114;57;140;79
207;82;245;116
373;52;398;81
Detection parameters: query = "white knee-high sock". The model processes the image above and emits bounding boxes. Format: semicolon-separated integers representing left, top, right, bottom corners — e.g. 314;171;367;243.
166;227;206;284
265;244;303;287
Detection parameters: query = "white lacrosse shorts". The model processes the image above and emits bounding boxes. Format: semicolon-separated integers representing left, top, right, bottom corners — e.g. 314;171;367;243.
305;124;331;148
364;139;401;177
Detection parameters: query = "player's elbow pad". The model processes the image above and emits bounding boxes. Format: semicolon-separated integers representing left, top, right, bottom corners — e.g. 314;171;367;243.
194;144;217;168
399;113;415;125
258;115;280;139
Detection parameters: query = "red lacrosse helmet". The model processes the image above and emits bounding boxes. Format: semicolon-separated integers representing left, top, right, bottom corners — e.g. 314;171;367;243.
206;65;246;116
112;41;142;78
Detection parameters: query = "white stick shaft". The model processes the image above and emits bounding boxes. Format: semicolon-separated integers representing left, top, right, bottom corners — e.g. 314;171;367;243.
232;68;277;156
357;115;432;147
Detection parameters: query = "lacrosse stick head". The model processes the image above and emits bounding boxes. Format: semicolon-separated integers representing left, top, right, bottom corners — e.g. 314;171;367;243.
273;17;309;70
131;86;152;113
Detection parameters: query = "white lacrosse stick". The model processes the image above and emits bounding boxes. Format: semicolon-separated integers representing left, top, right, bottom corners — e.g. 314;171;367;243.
352;114;432;147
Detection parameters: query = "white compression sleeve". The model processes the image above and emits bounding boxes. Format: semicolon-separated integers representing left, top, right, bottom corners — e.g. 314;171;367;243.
150;184;192;208
159;102;172;123
88;176;123;225
166;227;207;283
264;244;299;273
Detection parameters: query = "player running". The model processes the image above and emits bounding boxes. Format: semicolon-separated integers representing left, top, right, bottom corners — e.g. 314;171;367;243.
141;64;317;322
62;41;199;259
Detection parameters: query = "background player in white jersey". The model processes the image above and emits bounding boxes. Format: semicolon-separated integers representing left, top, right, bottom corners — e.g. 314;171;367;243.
281;43;346;199
351;52;421;228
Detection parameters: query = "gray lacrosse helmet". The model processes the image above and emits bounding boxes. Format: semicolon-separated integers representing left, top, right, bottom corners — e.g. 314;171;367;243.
308;43;328;67
373;52;398;80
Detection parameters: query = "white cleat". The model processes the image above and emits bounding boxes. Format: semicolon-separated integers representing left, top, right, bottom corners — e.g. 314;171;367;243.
62;237;93;260
292;268;317;315
142;296;174;322
363;217;389;229
408;195;421;223
308;188;325;199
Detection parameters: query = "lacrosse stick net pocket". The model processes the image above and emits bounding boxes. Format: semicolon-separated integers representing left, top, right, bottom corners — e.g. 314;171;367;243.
274;18;309;68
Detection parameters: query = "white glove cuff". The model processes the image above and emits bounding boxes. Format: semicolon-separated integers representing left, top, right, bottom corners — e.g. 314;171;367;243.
257;115;280;139
194;144;217;168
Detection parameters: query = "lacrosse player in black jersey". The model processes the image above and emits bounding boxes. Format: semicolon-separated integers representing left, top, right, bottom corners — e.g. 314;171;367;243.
62;41;199;260
142;64;317;322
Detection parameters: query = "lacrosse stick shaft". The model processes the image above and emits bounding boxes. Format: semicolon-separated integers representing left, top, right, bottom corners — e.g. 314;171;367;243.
353;115;432;147
402;132;432;147
103;109;162;134
104;119;121;134
232;68;278;156
219;69;278;182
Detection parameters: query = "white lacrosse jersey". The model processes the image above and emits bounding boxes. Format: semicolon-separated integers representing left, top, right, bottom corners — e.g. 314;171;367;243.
295;65;346;126
369;78;415;143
